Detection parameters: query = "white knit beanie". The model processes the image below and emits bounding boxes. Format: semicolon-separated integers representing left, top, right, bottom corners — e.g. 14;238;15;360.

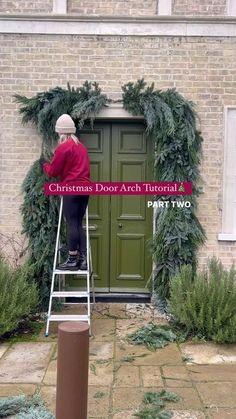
55;114;76;134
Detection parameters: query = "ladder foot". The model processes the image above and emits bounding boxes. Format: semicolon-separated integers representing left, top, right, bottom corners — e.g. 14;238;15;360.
45;332;49;337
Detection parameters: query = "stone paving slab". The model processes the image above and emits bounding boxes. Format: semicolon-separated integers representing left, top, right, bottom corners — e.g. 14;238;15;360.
172;411;205;419
112;411;135;419
112;387;145;411
187;364;236;382
40;385;56;414
0;303;236;418
196;382;236;407
89;341;113;360
43;360;57;386
181;342;236;364
91;303;110;319
0;344;10;360
0;384;36;397
114;364;140;387
140;365;163;387
91;318;116;341
115;342;183;365
89;361;113;386
162;365;191;381
88;386;110;417
0;343;53;383
164;379;193;388
206;407;236;418
109;303;128;319
165;387;203;410
162;365;193;388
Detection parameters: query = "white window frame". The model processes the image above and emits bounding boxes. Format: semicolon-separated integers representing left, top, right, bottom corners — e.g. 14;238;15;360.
218;106;236;241
227;0;236;16
53;0;67;14
157;0;172;15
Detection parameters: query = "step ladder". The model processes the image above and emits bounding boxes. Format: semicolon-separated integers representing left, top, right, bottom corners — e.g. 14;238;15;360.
45;196;95;336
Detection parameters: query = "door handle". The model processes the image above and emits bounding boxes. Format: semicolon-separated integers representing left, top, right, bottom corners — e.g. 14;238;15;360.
118;223;123;228
83;224;97;231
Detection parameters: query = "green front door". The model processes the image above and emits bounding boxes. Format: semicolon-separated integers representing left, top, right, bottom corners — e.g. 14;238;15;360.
72;121;153;292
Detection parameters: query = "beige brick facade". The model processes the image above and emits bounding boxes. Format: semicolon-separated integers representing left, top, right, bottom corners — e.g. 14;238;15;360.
0;1;52;14
0;0;229;17
0;31;236;267
68;0;157;16
173;0;227;16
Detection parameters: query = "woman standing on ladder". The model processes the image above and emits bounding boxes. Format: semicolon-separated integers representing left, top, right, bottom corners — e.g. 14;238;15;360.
41;114;90;271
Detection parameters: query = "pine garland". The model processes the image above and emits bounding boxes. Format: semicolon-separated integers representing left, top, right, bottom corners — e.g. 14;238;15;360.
15;82;107;158
15;79;205;303
15;82;107;309
122;79;205;298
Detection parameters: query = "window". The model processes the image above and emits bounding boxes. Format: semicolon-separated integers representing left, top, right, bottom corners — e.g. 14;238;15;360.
218;108;236;241
157;0;172;15
227;0;236;16
53;0;67;14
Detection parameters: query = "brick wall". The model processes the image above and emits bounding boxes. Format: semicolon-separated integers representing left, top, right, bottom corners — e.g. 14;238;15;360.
0;1;52;14
1;33;236;267
0;0;228;17
173;0;227;16
68;0;157;16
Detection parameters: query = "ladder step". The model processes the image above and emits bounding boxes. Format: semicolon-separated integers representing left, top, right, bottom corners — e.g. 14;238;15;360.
54;269;89;275
52;291;89;298
49;314;90;321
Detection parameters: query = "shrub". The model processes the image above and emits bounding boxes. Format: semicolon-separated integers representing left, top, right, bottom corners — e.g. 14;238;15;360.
167;257;236;343
0;257;38;337
0;393;54;418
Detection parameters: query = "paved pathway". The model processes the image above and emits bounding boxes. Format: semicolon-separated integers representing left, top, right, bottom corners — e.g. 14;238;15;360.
0;303;236;418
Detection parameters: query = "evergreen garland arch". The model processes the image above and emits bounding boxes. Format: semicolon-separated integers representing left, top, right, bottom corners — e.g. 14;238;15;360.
15;80;205;307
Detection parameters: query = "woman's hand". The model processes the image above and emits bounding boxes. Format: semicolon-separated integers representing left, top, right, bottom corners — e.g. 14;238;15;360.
39;156;47;170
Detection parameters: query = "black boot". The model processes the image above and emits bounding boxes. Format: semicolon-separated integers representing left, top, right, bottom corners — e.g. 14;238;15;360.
78;251;87;270
58;253;79;270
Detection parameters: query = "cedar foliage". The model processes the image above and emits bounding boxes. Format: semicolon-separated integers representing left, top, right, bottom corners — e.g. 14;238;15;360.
168;257;236;343
15;82;107;308
20;160;60;308
0;394;54;418
127;322;186;350
15;79;204;302
15;82;107;158
0;257;38;337
134;390;180;419
122;79;205;298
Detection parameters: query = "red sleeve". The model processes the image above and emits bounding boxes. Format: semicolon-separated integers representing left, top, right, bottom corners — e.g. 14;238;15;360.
43;143;68;178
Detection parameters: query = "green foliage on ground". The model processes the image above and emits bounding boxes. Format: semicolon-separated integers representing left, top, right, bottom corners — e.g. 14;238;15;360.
0;257;38;337
168;257;236;343
127;322;186;351
0;393;54;418
134;390;180;419
122;79;205;298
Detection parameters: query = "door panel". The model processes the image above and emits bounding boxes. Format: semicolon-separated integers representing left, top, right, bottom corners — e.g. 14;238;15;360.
110;124;152;291
69;124;110;291
69;122;152;292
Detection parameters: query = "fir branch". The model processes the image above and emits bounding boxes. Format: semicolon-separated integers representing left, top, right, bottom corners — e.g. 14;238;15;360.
122;79;205;298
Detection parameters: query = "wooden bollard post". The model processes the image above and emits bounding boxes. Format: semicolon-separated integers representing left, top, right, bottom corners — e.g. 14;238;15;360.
56;322;90;419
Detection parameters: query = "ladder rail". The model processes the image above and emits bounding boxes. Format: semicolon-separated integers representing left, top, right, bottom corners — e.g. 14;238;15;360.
45;196;95;336
86;207;91;327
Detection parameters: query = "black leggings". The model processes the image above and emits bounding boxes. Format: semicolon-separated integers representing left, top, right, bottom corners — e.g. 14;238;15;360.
62;195;89;252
